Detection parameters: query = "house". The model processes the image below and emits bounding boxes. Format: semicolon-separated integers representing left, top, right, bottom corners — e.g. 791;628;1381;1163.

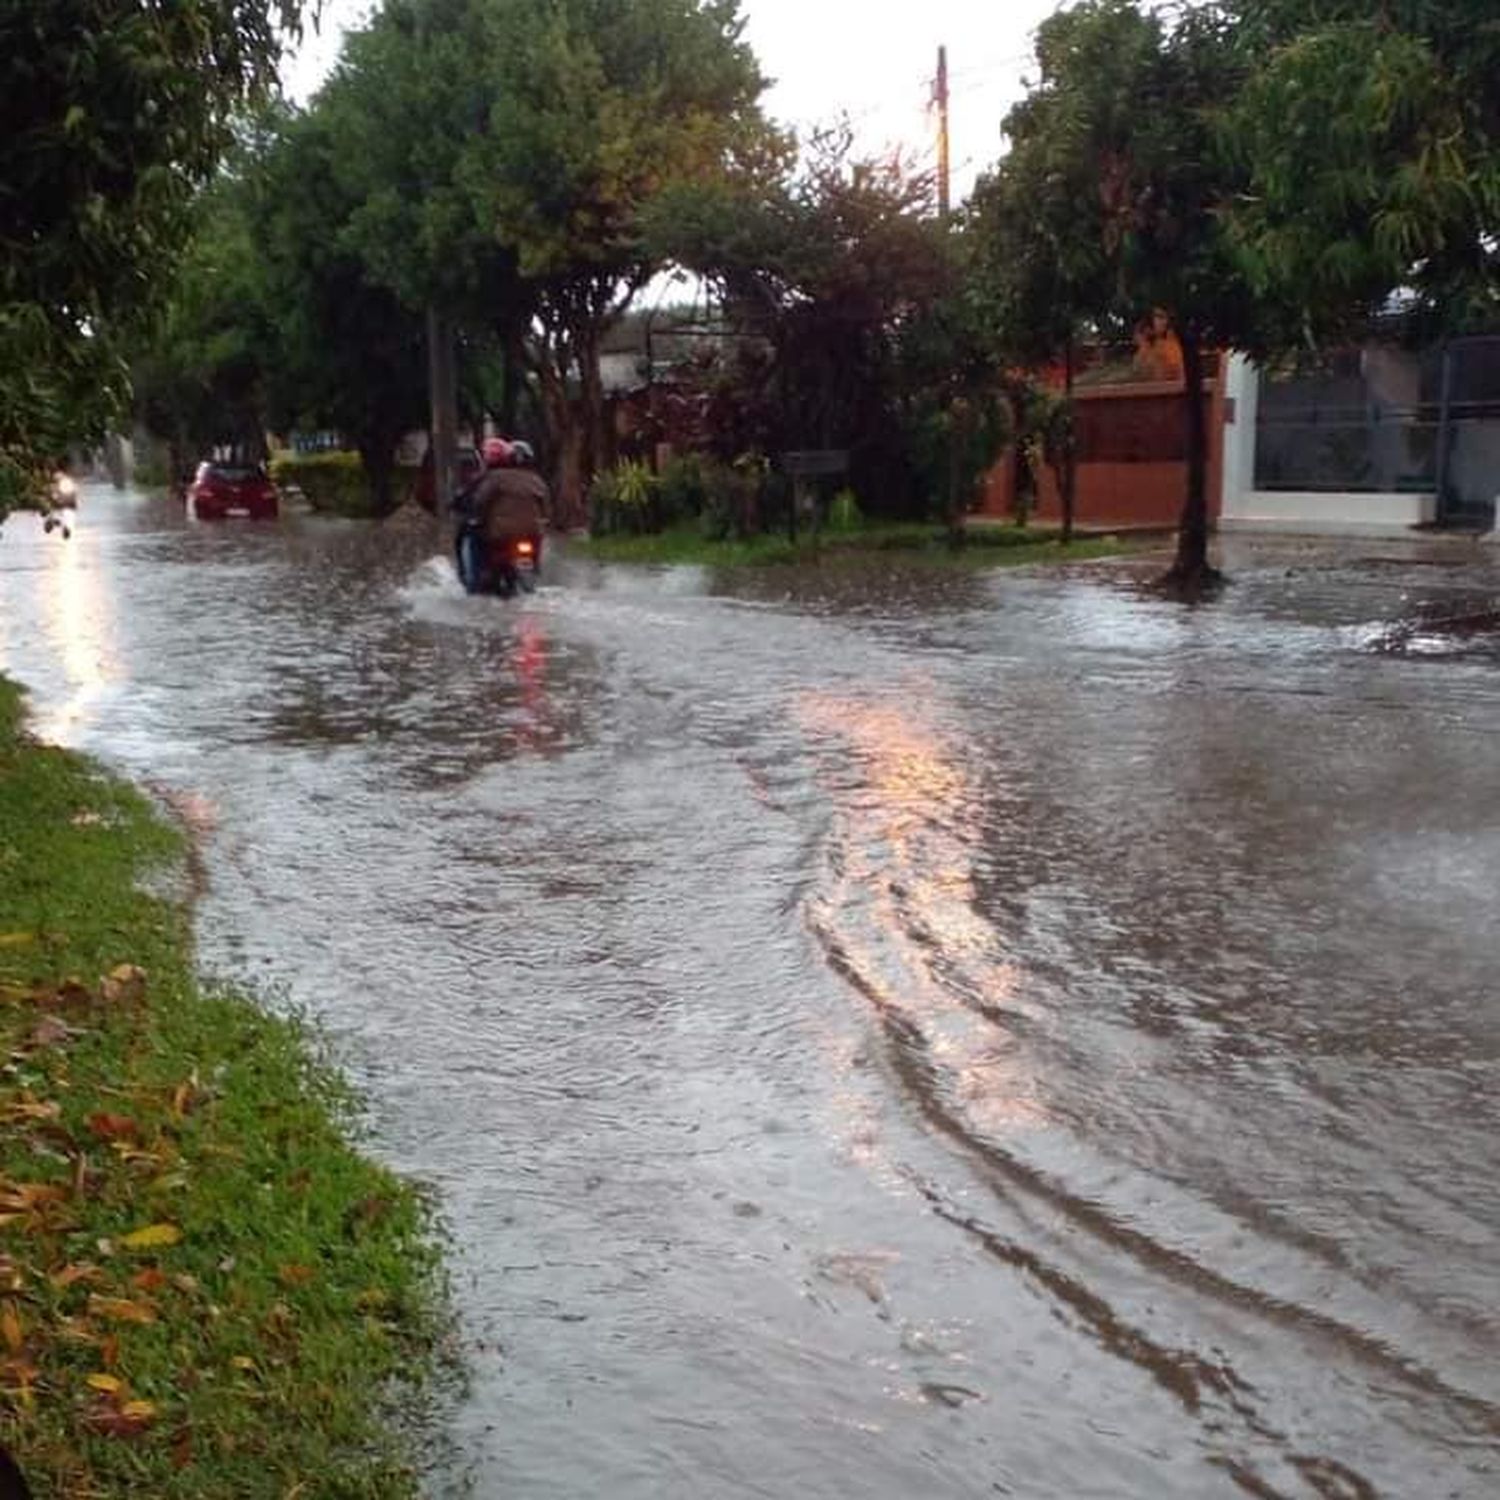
978;334;1500;536
1221;337;1500;534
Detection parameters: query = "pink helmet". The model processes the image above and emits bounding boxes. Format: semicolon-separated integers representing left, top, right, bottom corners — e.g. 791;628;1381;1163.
482;437;512;468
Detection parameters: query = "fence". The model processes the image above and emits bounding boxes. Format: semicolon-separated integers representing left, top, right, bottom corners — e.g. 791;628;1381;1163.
979;372;1224;530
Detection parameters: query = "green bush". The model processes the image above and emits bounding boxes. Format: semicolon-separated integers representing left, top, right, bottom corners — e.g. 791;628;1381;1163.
828;488;863;533
269;450;372;516
656;453;710;527
591;453;792;540
589;460;659;535
131;446;173;490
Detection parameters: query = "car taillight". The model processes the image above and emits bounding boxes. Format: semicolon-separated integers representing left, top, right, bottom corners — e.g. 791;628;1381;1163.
516;540;534;555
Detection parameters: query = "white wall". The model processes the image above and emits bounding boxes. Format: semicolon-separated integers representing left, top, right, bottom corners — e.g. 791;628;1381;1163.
1220;489;1436;534
1218;354;1435;536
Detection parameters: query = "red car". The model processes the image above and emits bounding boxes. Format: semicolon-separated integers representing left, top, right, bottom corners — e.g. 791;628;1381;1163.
187;461;279;521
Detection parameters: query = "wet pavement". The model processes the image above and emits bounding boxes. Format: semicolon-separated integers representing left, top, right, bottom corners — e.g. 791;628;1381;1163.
2;486;1497;1498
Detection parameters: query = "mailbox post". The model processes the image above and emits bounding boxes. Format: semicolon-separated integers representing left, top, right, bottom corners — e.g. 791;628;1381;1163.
780;450;849;543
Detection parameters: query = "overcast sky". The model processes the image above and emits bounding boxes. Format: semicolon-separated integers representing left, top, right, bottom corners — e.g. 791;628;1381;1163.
283;0;1064;196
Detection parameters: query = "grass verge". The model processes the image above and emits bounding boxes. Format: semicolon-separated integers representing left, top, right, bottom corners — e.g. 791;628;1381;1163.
572;521;1136;569
0;679;447;1497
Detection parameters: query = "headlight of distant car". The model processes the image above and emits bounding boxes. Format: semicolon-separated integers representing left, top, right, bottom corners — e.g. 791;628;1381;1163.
53;474;77;503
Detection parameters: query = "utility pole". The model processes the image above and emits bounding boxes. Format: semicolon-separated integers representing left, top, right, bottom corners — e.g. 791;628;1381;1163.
935;44;951;221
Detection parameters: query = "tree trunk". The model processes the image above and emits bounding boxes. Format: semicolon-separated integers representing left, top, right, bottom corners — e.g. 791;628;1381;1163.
501;329;524;435
427;306;458;522
578;329;609;481
359;435;397;516
1060;342;1077;546
1165;331;1219;589
554;420;585;532
537;356;585;530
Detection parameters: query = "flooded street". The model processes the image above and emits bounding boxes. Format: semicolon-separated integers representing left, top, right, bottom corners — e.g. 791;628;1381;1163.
2;486;1497;1498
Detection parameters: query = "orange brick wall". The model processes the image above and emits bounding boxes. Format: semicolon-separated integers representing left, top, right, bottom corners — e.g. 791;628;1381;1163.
978;375;1226;531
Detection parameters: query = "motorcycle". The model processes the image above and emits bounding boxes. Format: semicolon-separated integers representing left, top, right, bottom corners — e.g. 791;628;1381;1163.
455;517;541;597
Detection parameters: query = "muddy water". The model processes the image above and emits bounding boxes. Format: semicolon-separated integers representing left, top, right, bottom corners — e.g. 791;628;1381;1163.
3;488;1498;1498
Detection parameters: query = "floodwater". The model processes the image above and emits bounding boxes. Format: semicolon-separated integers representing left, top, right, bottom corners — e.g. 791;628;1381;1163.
2;487;1498;1499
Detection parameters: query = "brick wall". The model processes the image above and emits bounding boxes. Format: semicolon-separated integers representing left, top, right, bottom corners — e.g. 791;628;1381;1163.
979;373;1226;530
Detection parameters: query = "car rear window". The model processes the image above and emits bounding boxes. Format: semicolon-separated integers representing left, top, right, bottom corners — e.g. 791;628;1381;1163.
207;465;263;483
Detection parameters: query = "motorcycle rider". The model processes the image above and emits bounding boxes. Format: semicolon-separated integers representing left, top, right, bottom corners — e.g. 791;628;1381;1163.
452;437;510;591
473;436;549;578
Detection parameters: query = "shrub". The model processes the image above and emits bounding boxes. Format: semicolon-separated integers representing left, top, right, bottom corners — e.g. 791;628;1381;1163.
656;453;710;527
269;450;372;516
828;487;862;533
588;460;660;535
700;453;770;541
131;445;173;490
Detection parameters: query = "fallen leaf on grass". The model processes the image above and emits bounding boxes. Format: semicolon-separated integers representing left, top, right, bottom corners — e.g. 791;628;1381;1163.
86;1113;139;1142
0;1099;61;1125
1;1302;21;1352
87;1405;154;1437
121;1223;181;1251
87;1295;157;1326
130;1268;167;1293
0;1180;68;1212
0;933;36;949
70;810;103;827
111;1143;167;1168
56;1316;100;1345
277;1263;314;1288
0;1356;40;1405
230;1355;257;1373
50;1263;103;1290
170;1075;211;1118
27;1014;81;1049
172;1426;193;1469
86;1373;124;1395
100;964;147;1005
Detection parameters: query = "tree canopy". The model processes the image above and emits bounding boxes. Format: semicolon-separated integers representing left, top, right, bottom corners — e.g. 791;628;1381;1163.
301;0;776;521
1224;0;1500;338
0;0;306;515
965;0;1260;581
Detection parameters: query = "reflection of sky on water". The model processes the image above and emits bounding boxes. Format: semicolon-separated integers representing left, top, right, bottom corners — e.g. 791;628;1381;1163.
35;521;121;745
797;691;1044;1144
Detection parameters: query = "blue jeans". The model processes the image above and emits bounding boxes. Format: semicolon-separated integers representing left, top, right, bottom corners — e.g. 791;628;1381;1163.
456;526;485;593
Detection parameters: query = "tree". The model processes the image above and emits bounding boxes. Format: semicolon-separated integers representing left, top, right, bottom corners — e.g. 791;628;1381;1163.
131;174;280;483
891;261;1013;531
655;132;968;516
466;0;775;524
965;92;1116;543
313;0;773;525
982;0;1259;587
320;0;531;449
1224;0;1500;339
250;110;431;513
0;0;305;516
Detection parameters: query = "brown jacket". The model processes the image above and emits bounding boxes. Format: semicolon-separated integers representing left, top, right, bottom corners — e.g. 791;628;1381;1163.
473;467;550;540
